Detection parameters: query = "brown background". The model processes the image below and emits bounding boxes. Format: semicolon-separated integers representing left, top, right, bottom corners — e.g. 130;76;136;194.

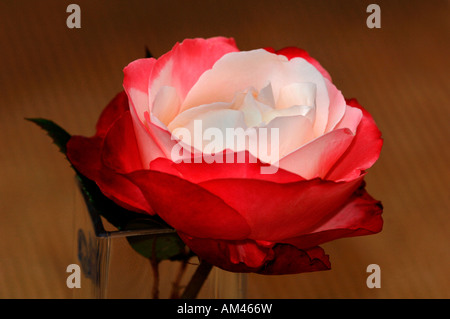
0;0;449;298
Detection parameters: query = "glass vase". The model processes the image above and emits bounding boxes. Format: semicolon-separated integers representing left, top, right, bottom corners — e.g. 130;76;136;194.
71;180;247;299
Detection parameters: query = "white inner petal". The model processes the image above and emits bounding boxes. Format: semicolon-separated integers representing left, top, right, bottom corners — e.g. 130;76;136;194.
155;49;332;159
151;86;180;126
262;104;315;124
257;82;276;108
166;82;318;158
234;91;263;128
180;50;329;136
276;82;316;109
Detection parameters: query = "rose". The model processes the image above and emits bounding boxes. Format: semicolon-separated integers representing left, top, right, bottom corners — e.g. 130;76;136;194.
67;37;383;274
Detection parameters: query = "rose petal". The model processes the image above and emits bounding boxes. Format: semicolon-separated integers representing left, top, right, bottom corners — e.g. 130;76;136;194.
181;49;329;137
334;104;363;134
198;176;364;241
67;133;151;214
263;104;314;124
261;245;331;275
169;104;247;153
123;58;155;122
124;58;179;165
148;151;304;184
276;82;316;109
281;184;383;249
278;128;355;179
67;135;103;181
237;90;264;128
96;169;153;214
148;37;239;104
130;99;177;166
124;170;251;240
168;102;231;132
266;46;332;82
326;99;383;181
179;234;331;275
227;240;275;268
95;91;130;137
263;114;314;160
101;111;142;174
151;86;181;126
67;91;129;179
324;78;347;132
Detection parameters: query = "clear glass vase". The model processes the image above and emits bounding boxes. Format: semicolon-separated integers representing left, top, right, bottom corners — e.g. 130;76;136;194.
71;180;247;299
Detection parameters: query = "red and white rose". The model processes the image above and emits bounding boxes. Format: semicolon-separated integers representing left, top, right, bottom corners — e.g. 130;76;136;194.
67;37;383;274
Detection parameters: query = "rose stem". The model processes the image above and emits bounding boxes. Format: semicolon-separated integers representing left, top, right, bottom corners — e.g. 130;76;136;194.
149;239;160;299
170;259;189;299
149;257;160;299
180;259;213;299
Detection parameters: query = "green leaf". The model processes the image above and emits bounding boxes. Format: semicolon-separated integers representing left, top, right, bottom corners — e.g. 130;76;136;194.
26;118;71;155
125;219;186;262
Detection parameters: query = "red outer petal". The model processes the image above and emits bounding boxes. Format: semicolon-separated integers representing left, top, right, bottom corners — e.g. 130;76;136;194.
265;46;332;82
124;170;251;240
95;169;152;214
326;99;383;182
263;245;331;275
67;135;103;181
67;91;130;179
101;111;143;174
198;176;364;241
66;93;152;214
123;58;156;99
148;37;239;102
179;234;330;275
67;135;152;215
280;183;383;249
148;151;305;184
95;91;130;137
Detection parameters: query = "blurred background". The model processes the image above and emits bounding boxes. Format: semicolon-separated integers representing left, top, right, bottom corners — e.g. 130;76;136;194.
0;0;449;298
